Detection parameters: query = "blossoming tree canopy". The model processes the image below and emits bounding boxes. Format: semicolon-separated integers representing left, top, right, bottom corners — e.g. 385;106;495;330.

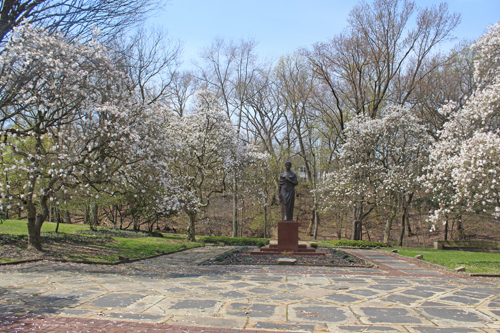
317;105;431;241
164;90;267;241
423;22;500;225
0;23;180;250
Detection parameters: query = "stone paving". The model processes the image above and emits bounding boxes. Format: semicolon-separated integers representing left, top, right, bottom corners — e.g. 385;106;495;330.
0;246;500;332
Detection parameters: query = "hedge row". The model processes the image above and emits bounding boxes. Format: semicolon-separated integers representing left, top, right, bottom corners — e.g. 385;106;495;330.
199;236;270;247
75;228;163;238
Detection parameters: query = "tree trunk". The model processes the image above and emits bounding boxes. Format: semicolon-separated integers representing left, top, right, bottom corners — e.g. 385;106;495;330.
407;215;413;236
398;211;406;247
444;216;449;241
186;211;197;242
3;172;8;220
240;199;244;238
313;204;319;240
306;215;313;235
263;205;267;238
84;206;90;225
55;208;60;233
352;220;362;240
351;200;363;240
27;195;49;251
113;206;118;228
64;210;71;224
336;213;342;239
456;215;465;240
26;201;42;251
383;204;397;244
27;218;43;251
398;193;414;246
90;204;99;231
232;175;238;237
133;216;139;231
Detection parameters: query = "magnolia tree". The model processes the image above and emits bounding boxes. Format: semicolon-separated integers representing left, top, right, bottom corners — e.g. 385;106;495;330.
227;144;271;237
166;91;260;241
423;22;500;232
317;106;430;242
107;106;183;231
0;24;181;249
47;105;183;233
0;23;124;249
225;137;270;238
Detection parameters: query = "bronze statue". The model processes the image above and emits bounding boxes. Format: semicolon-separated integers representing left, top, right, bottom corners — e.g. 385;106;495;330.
278;161;298;221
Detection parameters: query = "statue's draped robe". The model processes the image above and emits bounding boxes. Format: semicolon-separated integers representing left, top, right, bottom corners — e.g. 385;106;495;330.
279;171;298;221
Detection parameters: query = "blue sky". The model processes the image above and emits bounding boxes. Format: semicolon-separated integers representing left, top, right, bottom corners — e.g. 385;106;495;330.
149;0;500;65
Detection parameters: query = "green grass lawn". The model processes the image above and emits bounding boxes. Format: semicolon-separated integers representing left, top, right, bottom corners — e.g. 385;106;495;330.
3;218;498;272
385;247;500;275
0;219;89;235
0;219;200;263
102;237;200;261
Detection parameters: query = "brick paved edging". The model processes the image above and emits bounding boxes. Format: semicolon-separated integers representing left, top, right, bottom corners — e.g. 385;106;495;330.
0;315;295;333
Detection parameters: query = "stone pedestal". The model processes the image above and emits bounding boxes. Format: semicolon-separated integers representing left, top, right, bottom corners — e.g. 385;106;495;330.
251;220;325;256
277;221;299;252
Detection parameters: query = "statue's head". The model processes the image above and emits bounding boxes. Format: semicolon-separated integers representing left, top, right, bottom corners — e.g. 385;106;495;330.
285;161;292;169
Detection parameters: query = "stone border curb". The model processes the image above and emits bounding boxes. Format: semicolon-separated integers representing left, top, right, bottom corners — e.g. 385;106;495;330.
0;258;43;266
470;273;500;277
377;249;473;275
200;261;374;268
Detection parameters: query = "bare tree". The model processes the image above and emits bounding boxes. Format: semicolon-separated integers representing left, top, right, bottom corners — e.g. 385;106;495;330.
275;54;325;238
409;41;476;139
196;37;261;237
115;26;182;106
196;38;259;125
166;71;197;117
241;63;290;233
305;0;460;239
307;0;460;117
0;0;163;44
243;65;288;163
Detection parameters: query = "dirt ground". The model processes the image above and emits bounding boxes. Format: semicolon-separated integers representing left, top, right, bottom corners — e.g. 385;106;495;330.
0;237;120;263
202;247;371;267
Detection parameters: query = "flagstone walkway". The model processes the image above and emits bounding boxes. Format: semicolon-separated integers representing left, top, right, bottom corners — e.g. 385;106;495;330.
1;246;499;332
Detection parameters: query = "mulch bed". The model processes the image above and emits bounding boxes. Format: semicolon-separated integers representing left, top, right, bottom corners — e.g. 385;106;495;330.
0;235;120;264
202;247;372;267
